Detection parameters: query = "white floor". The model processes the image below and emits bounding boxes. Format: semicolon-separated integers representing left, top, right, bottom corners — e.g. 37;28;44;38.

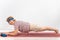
0;37;60;40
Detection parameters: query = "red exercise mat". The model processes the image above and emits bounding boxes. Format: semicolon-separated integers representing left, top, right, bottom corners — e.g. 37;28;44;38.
8;32;60;37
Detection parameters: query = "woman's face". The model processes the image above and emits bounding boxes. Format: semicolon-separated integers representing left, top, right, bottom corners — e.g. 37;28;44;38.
9;20;15;25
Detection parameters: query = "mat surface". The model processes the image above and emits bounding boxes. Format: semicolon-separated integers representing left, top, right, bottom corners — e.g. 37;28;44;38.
7;32;60;37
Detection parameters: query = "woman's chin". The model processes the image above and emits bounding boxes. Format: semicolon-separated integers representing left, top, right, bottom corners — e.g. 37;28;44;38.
10;24;13;25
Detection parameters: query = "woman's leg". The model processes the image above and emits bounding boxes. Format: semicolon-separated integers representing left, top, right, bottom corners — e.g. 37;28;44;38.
30;24;58;33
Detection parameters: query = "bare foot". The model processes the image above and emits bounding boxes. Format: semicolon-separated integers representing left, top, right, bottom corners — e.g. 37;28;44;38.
54;30;58;34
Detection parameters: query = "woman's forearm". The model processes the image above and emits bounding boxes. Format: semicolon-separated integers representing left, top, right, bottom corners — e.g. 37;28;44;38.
8;32;18;36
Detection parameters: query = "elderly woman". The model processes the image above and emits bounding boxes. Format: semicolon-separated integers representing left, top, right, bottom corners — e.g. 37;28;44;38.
6;16;58;36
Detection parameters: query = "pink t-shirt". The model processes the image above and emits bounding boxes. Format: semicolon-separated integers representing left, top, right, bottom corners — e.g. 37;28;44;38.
13;21;30;33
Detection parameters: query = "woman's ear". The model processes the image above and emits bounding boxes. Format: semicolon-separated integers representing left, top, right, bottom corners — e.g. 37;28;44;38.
13;19;16;21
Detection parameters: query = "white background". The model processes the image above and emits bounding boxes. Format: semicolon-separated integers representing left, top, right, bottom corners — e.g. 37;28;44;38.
0;0;60;32
0;37;59;40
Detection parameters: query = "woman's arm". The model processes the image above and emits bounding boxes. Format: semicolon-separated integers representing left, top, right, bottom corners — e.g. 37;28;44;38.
6;29;18;36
